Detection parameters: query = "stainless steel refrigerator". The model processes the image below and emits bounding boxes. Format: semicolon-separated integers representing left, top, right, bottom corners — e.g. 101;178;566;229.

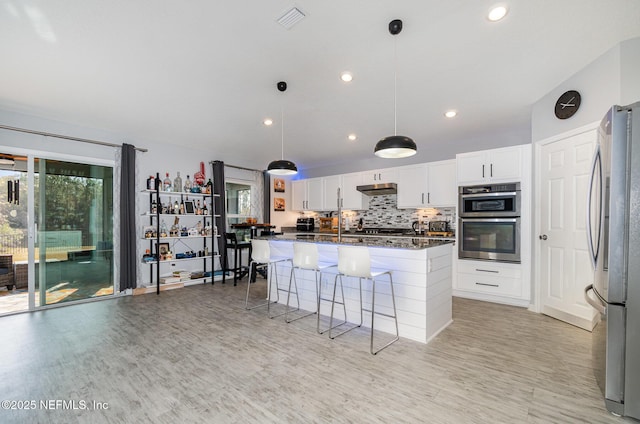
585;102;640;419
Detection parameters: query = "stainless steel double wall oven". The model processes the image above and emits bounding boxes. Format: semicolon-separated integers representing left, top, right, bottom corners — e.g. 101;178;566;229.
458;182;521;263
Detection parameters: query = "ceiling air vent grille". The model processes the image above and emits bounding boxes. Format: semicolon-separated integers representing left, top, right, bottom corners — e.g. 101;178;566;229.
276;7;305;29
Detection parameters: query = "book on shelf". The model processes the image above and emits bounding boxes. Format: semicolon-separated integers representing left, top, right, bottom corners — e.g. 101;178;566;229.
159;276;181;284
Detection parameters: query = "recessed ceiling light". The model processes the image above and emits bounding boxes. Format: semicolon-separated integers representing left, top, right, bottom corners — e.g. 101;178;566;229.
263;118;273;126
444;110;457;118
341;72;353;82
488;5;508;21
348;134;357;141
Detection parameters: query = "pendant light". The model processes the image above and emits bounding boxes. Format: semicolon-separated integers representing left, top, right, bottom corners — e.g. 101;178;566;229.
267;81;298;175
374;19;417;159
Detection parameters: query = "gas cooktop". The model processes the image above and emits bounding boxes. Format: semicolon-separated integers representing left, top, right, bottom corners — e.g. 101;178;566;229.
359;227;414;235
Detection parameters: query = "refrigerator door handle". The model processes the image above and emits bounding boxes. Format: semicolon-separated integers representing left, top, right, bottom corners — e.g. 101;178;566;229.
584;284;606;314
586;144;602;269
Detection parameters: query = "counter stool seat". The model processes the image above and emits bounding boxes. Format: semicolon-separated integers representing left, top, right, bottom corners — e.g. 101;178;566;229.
329;245;399;355
245;239;291;315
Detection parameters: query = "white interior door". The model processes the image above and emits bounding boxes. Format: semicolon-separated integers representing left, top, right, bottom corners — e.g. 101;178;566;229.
538;128;599;330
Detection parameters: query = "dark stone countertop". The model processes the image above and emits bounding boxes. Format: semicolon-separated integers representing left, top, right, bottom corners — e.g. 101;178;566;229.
262;233;454;250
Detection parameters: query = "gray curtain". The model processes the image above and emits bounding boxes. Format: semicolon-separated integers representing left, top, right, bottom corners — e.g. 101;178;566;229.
213;161;227;271
120;143;137;290
263;171;270;228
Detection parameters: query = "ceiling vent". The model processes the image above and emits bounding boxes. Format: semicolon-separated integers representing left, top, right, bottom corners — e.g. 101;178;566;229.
276;7;306;29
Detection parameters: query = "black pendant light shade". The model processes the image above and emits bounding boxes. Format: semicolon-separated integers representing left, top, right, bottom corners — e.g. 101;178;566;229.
374;135;417;158
267;159;298;175
376;19;417;159
267;81;298;175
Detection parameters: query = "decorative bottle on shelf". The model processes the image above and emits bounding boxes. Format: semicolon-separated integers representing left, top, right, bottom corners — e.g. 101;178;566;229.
160;221;168;238
163;172;172;192
206;178;213;194
151;199;157;214
184;175;192;192
173;199;180;215
202;201;208;216
179;194;185;215
147;175;155;190
174;172;183;193
196;200;201;215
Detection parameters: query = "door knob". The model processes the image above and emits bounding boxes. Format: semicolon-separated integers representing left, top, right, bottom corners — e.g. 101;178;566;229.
539;234;548;240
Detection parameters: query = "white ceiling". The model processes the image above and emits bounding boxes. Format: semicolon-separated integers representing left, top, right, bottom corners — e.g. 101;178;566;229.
2;1;640;172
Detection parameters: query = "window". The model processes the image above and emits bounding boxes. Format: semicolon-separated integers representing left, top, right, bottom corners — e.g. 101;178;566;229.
225;181;253;225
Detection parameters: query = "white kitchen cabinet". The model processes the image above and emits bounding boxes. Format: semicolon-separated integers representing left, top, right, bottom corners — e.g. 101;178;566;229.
454;259;527;305
428;160;457;206
323;173;367;211
323;175;341;210
456;145;526;185
361;168;398;185
291;180;307;211
340;173;367;210
291;178;323;211
396;164;428;208
396;160;456;209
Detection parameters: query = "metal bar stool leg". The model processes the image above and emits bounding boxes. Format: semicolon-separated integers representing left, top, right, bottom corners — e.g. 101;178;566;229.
328;274;362;339
245;260;280;310
369;272;399;355
318;271;347;334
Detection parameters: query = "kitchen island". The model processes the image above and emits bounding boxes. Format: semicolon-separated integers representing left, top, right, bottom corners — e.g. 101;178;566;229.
264;234;454;344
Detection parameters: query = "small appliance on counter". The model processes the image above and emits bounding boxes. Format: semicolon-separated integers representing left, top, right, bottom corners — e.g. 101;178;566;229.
319;217;338;233
296;217;315;232
427;220;454;237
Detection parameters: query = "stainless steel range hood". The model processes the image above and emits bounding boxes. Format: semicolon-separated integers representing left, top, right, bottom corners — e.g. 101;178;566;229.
356;182;397;196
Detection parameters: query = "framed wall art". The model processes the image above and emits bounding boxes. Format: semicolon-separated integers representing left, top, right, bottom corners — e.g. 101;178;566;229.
274;178;285;193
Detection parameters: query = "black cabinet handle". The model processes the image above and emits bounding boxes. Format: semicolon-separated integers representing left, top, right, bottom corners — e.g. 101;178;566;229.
475;282;499;287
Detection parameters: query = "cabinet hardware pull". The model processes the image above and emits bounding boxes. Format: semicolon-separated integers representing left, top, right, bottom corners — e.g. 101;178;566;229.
490;163;493;177
482;164;485;178
476;282;499;287
421;193;424;203
475;268;499;273
428;192;430;203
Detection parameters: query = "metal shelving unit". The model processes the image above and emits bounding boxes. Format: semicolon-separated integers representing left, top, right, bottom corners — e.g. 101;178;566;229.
142;173;220;294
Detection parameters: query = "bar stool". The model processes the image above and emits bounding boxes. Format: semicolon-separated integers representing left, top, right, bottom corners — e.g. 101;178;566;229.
285;243;341;330
245;239;291;316
222;232;251;286
329;246;399;355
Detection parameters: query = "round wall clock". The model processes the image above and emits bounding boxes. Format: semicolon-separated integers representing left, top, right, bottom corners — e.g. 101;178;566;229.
554;90;581;119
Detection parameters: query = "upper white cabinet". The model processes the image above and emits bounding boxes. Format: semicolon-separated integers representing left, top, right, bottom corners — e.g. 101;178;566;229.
340;173;368;210
323;173;367;211
456;145;526;185
323;175;341;210
291;178;323;211
361;168;398;185
396;160;456;209
427;160;457;206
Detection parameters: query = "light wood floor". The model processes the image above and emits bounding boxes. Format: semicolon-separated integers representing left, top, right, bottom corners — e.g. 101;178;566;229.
0;279;631;423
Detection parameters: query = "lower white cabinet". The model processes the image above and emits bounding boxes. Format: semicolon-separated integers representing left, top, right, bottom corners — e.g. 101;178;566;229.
454;259;528;306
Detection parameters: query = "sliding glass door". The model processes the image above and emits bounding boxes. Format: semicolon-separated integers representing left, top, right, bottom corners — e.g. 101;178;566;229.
35;157;114;306
0;152;114;315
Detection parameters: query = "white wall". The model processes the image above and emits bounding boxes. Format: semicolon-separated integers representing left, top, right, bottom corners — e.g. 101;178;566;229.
0;109;118;161
529;36;640;308
621;37;640;105
268;175;299;231
531;37;640;143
